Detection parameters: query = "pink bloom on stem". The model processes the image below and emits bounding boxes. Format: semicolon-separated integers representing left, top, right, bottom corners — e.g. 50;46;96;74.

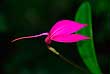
11;20;89;44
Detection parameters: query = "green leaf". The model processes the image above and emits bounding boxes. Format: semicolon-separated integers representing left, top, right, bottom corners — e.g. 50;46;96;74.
75;2;102;74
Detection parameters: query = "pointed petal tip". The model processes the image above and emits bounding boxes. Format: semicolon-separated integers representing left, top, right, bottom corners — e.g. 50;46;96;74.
83;36;90;40
82;24;88;27
84;24;88;26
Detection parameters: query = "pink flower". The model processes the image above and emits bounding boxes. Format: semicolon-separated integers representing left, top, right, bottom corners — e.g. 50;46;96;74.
11;20;89;44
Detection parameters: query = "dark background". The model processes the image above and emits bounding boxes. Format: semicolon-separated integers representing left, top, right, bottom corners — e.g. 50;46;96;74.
0;0;109;74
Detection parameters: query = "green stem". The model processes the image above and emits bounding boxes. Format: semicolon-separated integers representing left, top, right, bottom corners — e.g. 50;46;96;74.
48;46;90;74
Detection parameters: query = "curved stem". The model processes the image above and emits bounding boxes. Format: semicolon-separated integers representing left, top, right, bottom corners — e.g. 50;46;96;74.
11;32;48;42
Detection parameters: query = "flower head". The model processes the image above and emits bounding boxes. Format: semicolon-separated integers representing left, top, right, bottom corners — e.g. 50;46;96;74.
11;20;89;44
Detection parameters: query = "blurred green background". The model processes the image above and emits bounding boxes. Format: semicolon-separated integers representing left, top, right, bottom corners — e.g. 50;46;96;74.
0;0;109;74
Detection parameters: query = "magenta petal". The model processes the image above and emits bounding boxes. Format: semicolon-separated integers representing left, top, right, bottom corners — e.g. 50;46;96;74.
49;20;87;37
51;34;89;43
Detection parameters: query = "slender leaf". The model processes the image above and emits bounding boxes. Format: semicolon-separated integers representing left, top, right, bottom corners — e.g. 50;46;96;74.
75;2;102;74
